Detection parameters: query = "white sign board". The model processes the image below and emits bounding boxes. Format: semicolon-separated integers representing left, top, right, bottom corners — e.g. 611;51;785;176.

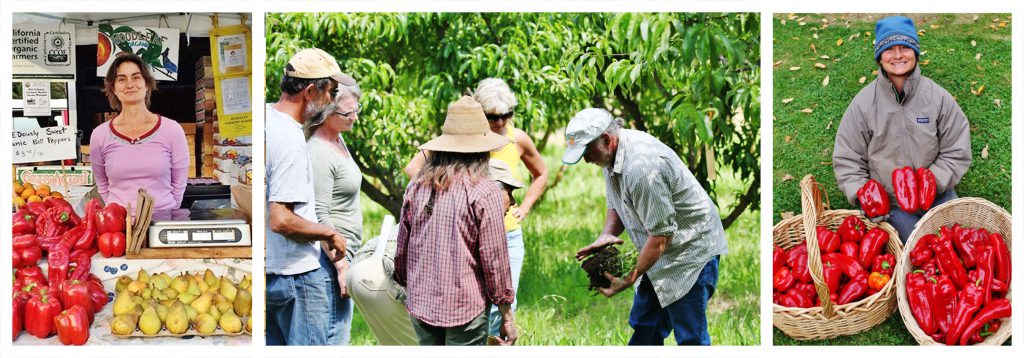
97;24;180;81
12;23;76;79
12;126;77;164
22;81;52;116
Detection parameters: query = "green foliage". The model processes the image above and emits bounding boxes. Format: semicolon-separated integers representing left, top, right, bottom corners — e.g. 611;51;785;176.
266;13;760;226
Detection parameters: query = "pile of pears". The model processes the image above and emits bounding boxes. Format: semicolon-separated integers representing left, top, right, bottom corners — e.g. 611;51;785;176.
110;268;252;336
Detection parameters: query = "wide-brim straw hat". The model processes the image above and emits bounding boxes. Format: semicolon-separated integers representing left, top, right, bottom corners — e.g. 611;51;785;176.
419;96;509;153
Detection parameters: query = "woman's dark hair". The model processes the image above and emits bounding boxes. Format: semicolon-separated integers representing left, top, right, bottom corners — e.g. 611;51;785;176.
415;151;490;190
101;53;157;111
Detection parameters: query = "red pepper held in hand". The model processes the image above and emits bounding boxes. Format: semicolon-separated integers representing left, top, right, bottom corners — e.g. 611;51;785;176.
947;279;986;345
858;227;889;269
25;289;62;339
857;179;891;218
54;305;90;346
957;298;1010;345
838;216;865;243
816;226;840;253
917;167;937;211
892;166;920;212
906;270;937;336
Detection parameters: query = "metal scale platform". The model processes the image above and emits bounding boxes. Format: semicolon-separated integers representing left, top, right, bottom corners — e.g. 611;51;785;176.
147;208;251;248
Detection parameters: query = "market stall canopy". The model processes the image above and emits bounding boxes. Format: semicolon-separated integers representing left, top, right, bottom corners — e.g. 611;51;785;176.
13;12;248;45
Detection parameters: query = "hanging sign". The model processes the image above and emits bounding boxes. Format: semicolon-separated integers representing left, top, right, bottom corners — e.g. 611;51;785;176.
12;23;76;79
97;24;180;81
210;24;252;139
22;81;53;116
12;126;77;164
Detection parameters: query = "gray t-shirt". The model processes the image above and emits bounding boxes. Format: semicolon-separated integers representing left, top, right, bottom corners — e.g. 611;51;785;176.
265;104;321;275
308;135;363;260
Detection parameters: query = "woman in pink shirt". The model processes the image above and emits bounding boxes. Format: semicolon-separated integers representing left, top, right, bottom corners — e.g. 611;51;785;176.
90;53;189;212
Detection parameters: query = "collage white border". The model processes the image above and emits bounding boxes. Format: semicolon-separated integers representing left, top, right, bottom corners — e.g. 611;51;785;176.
0;1;1020;357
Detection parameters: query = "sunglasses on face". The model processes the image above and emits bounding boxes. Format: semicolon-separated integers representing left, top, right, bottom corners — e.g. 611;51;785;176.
334;103;362;118
485;111;514;122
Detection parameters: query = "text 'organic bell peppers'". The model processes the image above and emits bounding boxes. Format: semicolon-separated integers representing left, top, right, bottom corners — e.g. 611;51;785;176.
892;166;919;212
13;234;43;269
906;270;937;336
838;216;865;243
54;305;90;346
96;202;127;234
97;232;127;258
857;179;891;218
25;289;62;339
947;279;986;345
958;298;1011;346
816;226;840;253
917;167;937;211
858;227;889;269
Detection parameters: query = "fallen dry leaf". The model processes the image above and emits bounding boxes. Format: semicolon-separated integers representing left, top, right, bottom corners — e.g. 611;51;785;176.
820;162;832;166
774;61;783;67
800;108;814;114
921;50;928;56
781;19;787;25
781;212;795;220
782;98;795;104
822;75;830;86
973;15;979;21
848;33;860;41
811;44;817;53
872;70;879;75
784;136;792;143
813;33;819;39
1000;21;1007;28
859;76;867;84
815;63;827;69
921;59;931;65
994;99;1002;107
827;121;834;130
836;38;844;46
782;174;794;182
981;144;989;159
971;40;977;47
929;24;939;30
976;53;982;61
799;21;806;26
790;66;801;71
821;55;830;59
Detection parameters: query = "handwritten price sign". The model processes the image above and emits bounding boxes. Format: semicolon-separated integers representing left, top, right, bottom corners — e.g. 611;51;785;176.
12;126;76;164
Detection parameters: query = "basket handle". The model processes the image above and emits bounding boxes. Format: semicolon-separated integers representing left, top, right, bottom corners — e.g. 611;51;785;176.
799;174;836;318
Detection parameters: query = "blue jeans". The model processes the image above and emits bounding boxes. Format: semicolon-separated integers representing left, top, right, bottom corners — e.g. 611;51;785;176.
889;190;957;243
266;251;344;345
628;255;719;346
487;229;524;336
337;296;353;345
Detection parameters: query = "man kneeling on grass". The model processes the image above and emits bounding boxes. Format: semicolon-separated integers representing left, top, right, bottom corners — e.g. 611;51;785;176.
565;108;728;346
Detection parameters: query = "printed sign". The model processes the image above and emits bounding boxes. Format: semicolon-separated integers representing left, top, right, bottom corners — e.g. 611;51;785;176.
12;23;76;79
16;166;95;187
22;81;52;116
12;126;77;164
97;24;180;81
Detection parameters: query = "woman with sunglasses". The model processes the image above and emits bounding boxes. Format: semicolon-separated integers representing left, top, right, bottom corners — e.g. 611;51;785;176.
306;80;364;345
404;78;549;336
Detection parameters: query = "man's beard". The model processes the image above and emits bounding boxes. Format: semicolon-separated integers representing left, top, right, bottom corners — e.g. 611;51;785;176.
304;100;337;127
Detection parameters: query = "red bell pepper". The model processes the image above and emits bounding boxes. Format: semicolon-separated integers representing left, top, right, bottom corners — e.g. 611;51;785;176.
13;234;43;269
47;241;71;291
60;280;95;324
772;245;788;273
858;227;888;269
931;275;957;335
96;202;127;234
839;241;859;259
974;246;994;305
13;295;24;340
988;233;1010;285
773;267;795;292
66;199;100;251
15;266;47;291
838;272;869;304
917;167;937;211
822;252;866;278
952;227;983;269
856;179;890;218
822;260;842;293
935;230;969;288
24;201;50;216
97;232;127;258
816;226;840;253
892;166;919;212
786;245;811;283
792;282;817;303
86;278;109;311
54;305;90;346
906;270;937;336
947;279;986;345
45;197;81;227
967;320;1000;345
872;253;895;276
14;209;37;235
958;298;1010;345
910;234;936;266
837;216;865;243
24;289;62;338
780;289;813;308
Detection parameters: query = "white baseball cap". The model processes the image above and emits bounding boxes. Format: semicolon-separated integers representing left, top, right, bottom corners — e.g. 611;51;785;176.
561;108;613;165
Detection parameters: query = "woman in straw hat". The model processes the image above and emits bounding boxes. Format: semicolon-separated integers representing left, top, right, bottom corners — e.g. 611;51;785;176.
393;96;518;346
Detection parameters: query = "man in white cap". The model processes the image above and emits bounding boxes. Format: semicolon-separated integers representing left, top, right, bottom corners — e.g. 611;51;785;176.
565;108;728;345
265;48;354;345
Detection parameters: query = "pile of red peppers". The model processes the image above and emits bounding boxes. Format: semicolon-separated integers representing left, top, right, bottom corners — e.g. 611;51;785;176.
774;216;895;308
12;197;126;345
892;166;937;213
905;224;1012;345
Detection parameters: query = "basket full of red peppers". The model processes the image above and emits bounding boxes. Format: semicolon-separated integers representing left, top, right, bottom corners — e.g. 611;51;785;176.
896;197;1012;345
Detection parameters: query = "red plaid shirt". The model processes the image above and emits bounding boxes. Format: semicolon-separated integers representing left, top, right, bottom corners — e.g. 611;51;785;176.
394;175;514;327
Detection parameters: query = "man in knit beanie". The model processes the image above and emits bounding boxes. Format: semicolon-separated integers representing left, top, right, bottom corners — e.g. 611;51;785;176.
832;15;972;243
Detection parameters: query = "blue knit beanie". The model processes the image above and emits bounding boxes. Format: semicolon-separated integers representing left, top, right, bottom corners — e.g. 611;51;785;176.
874;16;920;60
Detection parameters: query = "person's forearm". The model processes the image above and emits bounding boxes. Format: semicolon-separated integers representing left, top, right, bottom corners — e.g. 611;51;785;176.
626;235;669;283
518;171;548;215
498;303;513;321
269;204;334;242
600;209;625;237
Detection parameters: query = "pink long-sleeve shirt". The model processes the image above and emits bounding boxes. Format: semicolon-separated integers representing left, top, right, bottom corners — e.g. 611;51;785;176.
90;116;189;212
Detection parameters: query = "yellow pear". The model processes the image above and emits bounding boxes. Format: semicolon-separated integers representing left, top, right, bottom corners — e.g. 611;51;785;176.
112;291;138;316
116;276;134;293
245;316;253;334
131;295;145;306
194;313;218;334
219;309;243;334
186;277;203;296
160;299;177;308
128;305;144;317
165;301;190;334
136;269;151;283
158;272;173;285
184;305;199;322
208;305;222;321
190;292;214;314
162;288;179;300
152;275;170;291
155;303;169;323
171;275;189;294
233;289;252;317
138;306;162;335
141;288;153;300
110;314;140;336
127;280;147;293
177;292;197;305
237;275;251;290
219;277;238;301
204;269;218;287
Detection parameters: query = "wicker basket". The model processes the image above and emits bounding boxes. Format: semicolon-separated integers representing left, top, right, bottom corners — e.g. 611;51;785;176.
773;175;903;340
896;197;1012;345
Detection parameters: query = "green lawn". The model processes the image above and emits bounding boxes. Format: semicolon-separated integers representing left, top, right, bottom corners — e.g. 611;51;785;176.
772;13;1012;345
351;141;759;346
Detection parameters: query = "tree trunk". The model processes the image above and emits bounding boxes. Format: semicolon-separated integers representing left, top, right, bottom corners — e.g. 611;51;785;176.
721;178;759;230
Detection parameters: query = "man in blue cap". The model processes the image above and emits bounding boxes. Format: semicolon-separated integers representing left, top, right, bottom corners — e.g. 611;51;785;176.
833;15;972;243
563;108;727;345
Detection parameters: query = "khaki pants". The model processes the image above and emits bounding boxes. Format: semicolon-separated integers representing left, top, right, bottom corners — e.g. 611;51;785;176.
346;254;418;345
411;308;489;346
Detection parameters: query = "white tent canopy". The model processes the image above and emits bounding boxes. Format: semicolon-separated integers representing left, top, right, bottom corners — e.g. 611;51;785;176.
13;12;249;45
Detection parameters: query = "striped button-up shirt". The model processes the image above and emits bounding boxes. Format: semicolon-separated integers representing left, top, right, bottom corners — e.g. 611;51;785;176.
604;129;728;307
394;175;515;327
